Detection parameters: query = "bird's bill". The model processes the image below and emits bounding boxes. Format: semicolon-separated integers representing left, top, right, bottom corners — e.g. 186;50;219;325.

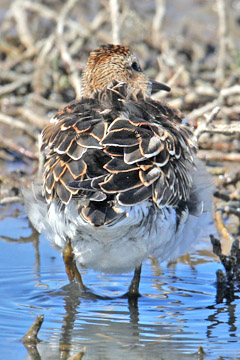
151;79;171;93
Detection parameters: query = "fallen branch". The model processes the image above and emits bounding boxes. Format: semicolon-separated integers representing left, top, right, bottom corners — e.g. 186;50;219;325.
216;0;228;84
152;0;166;47
198;123;240;137
0;113;38;139
198;150;240;162
0;196;24;205
32;33;56;94
10;0;35;49
17;107;49;128
194;106;221;138
28;93;65;109
0;134;38;160
56;0;81;98
188;85;240;122
0;74;32;96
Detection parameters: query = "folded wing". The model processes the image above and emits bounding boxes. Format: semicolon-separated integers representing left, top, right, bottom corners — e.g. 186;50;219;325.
41;83;196;225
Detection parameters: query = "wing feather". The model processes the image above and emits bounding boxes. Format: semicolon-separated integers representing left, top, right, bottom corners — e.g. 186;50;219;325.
41;83;196;225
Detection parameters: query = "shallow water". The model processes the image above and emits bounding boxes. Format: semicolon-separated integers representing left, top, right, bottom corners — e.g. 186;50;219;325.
0;203;239;360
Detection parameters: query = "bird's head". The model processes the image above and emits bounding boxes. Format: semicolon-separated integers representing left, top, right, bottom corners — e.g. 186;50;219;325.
81;44;170;97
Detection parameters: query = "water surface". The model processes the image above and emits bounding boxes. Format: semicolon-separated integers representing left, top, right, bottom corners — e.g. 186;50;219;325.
0;203;239;360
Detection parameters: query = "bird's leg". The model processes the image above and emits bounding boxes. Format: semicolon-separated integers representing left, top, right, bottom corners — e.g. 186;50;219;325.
63;238;86;290
128;264;142;297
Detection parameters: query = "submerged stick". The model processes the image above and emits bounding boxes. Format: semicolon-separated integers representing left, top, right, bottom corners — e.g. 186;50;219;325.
22;314;44;345
67;347;87;360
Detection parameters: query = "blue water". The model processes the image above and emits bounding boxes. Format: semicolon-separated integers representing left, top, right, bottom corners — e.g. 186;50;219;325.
0;203;239;360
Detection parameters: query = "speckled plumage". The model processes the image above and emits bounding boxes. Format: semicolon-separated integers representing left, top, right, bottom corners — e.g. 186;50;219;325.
24;44;212;290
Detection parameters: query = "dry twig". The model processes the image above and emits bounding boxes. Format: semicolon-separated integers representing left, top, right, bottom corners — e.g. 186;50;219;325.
0;113;37;139
56;0;81;98
189;85;240;122
215;209;236;243
0;75;32;96
0;134;38;160
194;106;221;138
216;0;228;84
198;150;240;162
110;0;120;44
152;0;166;47
10;0;34;49
0;196;24;205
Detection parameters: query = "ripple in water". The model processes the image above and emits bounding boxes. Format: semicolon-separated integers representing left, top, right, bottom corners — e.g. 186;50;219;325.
0;204;239;360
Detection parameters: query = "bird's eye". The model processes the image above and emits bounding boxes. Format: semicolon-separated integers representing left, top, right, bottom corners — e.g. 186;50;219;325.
131;62;141;72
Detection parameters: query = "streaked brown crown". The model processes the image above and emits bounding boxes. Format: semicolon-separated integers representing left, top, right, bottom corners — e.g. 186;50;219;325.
81;44;150;97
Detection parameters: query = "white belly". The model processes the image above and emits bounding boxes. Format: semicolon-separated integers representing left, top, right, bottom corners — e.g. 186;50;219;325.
43;200;210;274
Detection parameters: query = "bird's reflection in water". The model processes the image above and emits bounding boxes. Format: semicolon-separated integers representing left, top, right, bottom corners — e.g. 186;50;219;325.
57;283;142;359
22;266;240;360
24;282;143;360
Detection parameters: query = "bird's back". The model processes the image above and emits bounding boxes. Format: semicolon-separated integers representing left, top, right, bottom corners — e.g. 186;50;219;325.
41;82;197;227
